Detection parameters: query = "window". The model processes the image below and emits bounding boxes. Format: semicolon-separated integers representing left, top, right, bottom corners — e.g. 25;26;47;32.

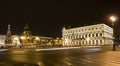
96;33;98;37
100;33;102;36
96;28;98;30
100;40;102;44
92;28;94;30
96;40;98;45
93;40;94;45
92;34;94;37
88;29;90;31
89;34;91;37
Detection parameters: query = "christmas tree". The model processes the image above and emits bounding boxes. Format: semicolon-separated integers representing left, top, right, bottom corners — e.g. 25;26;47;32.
4;24;12;44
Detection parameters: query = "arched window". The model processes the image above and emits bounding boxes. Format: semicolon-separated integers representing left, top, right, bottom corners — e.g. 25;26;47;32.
100;33;102;37
88;34;91;37
92;28;94;30
93;40;94;45
96;40;98;45
100;40;102;44
96;33;98;37
96;28;98;30
85;34;87;37
92;34;94;37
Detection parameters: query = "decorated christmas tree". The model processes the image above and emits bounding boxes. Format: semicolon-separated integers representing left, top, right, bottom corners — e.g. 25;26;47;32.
4;24;12;44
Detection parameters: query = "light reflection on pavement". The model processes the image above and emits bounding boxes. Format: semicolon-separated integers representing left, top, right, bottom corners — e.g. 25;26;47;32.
0;47;120;66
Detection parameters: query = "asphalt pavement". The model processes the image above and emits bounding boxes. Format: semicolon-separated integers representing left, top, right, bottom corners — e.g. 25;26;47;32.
0;46;120;66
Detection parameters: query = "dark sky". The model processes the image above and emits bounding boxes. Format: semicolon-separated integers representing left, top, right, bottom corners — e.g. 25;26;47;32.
0;0;120;38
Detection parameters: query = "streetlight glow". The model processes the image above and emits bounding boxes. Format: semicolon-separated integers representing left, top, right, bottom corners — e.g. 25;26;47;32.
20;36;25;39
109;15;118;51
35;37;40;41
110;16;117;22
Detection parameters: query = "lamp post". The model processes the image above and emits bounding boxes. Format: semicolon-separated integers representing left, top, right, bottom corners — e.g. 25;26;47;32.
109;16;117;51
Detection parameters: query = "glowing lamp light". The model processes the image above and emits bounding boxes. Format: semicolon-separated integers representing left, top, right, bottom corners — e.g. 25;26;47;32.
13;37;18;40
110;16;117;22
109;15;118;51
20;36;25;39
35;37;40;40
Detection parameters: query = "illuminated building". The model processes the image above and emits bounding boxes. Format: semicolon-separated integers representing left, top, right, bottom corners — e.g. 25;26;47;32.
0;24;55;48
12;35;21;47
20;24;54;48
33;36;53;47
20;24;33;47
62;24;113;46
53;38;62;47
0;35;6;47
0;35;21;48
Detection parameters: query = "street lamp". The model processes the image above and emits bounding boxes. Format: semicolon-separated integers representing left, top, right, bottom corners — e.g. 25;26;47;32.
109;16;117;51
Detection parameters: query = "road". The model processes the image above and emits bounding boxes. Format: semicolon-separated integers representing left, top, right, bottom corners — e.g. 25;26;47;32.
0;46;120;66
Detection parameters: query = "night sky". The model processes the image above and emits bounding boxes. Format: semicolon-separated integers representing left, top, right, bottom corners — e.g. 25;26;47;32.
0;0;120;38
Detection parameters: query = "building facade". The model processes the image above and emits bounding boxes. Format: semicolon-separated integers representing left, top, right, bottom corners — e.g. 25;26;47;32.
0;35;6;47
62;24;113;46
0;35;21;48
33;36;53;47
0;35;54;48
53;37;62;47
0;24;54;48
